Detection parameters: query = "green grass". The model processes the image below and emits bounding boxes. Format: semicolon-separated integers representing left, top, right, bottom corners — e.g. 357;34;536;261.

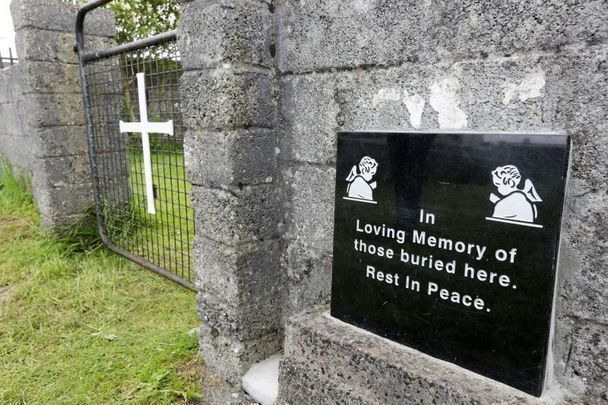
101;147;195;282
0;163;202;404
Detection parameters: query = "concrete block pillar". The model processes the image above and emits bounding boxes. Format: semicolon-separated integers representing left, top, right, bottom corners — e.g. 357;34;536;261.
177;0;284;384
9;0;114;226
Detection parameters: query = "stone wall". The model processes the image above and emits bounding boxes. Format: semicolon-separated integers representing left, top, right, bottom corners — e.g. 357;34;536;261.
177;0;607;400
3;0;600;400
178;0;285;385
0;0;114;226
0;64;28;175
275;0;608;402
279;308;559;404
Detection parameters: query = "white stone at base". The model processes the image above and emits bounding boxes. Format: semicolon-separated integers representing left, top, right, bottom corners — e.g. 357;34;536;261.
242;354;281;405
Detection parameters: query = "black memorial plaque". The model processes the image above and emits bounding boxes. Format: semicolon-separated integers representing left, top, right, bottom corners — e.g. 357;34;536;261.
330;131;570;396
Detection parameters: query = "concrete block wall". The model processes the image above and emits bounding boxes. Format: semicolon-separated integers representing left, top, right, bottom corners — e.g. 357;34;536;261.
176;0;608;399
279;308;559;404
274;0;608;402
0;4;603;400
0;65;27;176
178;0;285;385
0;0;114;226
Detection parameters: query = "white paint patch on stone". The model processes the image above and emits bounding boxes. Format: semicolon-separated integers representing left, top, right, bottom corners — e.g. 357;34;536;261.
353;0;375;12
402;89;426;129
429;77;468;129
503;71;546;105
242;355;281;405
372;87;401;107
356;31;369;48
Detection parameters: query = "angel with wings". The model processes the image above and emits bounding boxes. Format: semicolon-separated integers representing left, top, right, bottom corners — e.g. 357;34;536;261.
489;165;542;224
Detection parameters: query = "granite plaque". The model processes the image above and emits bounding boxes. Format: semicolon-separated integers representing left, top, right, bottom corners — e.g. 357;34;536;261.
330;131;570;396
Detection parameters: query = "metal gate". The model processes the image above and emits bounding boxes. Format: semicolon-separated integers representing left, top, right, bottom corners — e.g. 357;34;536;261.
76;1;195;290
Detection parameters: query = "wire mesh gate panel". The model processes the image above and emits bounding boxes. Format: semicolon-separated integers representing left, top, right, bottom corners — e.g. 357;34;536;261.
77;7;195;290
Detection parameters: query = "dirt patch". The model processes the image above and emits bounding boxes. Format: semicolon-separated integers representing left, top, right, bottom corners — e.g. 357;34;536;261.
0;285;10;300
197;365;257;405
177;355;203;386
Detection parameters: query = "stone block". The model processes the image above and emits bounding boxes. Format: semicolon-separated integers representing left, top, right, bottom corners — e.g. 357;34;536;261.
277;0;608;73
278;358;372;404
193;236;285;340
178;0;273;70
93;149;131;189
279;74;340;164
283;240;332;318
541;47;608;326
556;188;608;324
11;0;115;36
0;102;24;137
0;65;23;104
21;61;81;94
33;126;89;158
23;93;84;128
86;59;123;101
278;308;564;404
282;164;335;249
333;58;552;133
276;0;426;73
280;56;557;168
15;29;113;64
565;322;608;402
199;323;282;386
31;154;92;188
34;181;94;227
190;183;280;245
544;46;608;186
89;124;128;155
334;67;436;132
429;1;608;59
184;128;277;187
0;134;31;172
281;164;334;315
180;69;275;131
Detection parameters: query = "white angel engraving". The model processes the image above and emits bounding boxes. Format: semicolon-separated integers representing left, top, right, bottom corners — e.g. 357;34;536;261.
345;156;378;203
489;165;542;224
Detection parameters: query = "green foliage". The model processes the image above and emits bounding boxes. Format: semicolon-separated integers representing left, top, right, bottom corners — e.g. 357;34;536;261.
54;206;104;254
107;0;180;44
100;197;154;245
0;160;35;222
67;0;180;45
0;162;202;403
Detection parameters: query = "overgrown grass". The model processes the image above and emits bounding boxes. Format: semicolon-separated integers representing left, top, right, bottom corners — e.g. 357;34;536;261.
0;163;202;403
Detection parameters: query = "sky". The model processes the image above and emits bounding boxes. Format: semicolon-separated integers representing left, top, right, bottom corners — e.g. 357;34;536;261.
0;0;16;57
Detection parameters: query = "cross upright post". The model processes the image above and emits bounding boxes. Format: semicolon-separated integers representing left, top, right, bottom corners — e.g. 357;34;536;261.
119;72;174;215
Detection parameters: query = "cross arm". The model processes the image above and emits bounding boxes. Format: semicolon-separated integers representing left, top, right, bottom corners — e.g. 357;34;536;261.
119;120;174;136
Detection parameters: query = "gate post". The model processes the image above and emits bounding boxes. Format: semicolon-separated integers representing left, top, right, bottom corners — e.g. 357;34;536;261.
9;0;114;226
178;0;284;384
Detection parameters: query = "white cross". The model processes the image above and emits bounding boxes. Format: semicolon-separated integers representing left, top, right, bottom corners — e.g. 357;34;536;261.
119;72;174;215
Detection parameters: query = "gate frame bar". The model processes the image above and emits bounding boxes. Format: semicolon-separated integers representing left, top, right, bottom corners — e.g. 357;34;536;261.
76;0;196;291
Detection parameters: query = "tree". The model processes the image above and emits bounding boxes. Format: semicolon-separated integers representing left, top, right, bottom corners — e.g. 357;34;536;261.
68;0;179;44
107;0;179;44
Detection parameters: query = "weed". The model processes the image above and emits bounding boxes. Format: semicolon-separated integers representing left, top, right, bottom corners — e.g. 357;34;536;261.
54;206;103;254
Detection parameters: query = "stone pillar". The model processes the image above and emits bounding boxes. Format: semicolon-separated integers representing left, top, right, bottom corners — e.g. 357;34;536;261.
9;0;114;226
177;0;284;384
